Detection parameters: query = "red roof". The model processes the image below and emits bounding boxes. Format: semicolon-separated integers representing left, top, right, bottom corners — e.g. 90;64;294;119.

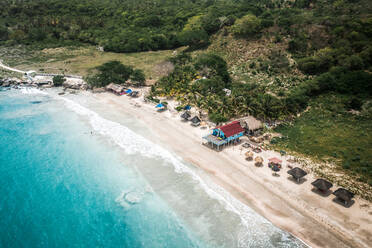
216;121;244;137
269;157;282;164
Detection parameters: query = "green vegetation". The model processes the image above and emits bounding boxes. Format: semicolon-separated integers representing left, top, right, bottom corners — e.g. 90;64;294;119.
151;52;291;122
52;75;65;86
272;94;372;184
231;14;262;37
85;60;145;88
0;0;263;52
0;46;175;79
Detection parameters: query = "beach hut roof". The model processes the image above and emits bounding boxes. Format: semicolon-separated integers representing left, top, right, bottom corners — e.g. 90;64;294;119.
240;116;263;130
106;83;124;93
255;156;263;163
216;121;244;138
269;157;282;164
311;179;333;191
333;188;354;202
190;116;201;123
245;151;253;157
287;167;307;179
181;112;191;119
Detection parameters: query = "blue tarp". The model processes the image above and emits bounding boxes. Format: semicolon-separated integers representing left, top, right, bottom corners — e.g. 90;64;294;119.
184;105;191;110
125;89;132;94
155;103;164;108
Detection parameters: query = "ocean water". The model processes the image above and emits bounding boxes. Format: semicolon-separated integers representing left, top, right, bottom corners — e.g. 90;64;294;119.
0;87;306;248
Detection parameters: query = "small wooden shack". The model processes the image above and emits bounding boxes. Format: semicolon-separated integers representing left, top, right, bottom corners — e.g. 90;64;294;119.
106;83;124;95
240;116;263;135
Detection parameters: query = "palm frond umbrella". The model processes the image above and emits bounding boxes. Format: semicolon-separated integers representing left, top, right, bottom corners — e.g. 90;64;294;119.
245;151;254;161
311;179;333;192
254;156;263;166
181;111;191;120
333;188;354;206
190;116;201;126
287;167;307;183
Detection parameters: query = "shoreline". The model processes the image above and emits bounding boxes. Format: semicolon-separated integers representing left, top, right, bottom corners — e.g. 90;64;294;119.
89;91;371;248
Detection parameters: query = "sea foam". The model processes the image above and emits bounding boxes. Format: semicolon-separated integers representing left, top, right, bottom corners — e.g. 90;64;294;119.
61;96;304;248
20;87;48;95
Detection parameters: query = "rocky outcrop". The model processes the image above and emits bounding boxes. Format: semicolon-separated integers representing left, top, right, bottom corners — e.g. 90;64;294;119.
62;79;88;90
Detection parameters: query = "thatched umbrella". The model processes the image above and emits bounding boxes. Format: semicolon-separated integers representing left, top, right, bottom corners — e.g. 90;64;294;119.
311;179;333;192
245;151;254;161
333;188;354;205
190;116;201;124
181;111;191;120
254;156;263;166
287;167;307;183
190;116;201;126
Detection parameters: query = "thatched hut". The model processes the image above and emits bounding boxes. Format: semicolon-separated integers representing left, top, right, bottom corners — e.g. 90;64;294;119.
240;116;263;135
254;156;263;166
200;121;207;129
311;179;333;192
333;188;354;206
106;83;124;95
181;111;191;121
190;116;201;127
245;151;254;161
287;167;307;183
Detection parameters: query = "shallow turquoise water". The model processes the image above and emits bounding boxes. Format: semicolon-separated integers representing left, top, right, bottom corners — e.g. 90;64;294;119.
0;89;204;248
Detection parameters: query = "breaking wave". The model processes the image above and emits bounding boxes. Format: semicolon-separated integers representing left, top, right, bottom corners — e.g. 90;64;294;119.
20;87;48;95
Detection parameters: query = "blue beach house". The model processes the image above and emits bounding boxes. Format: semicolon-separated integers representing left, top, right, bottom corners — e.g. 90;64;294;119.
203;121;244;150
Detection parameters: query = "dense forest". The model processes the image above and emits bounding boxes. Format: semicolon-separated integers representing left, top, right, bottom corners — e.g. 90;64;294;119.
1;0;372;185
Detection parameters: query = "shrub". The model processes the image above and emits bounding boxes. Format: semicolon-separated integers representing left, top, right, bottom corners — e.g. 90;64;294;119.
179;29;209;48
194;53;230;83
88;60;133;87
52;75;65;86
209;112;228;124
231;14;262;37
130;69;146;86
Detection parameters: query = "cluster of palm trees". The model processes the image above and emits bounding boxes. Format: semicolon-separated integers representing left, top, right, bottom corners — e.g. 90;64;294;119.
152;54;294;123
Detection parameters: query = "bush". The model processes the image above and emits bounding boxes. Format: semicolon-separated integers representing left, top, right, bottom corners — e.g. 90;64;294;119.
231;14;262;37
179;29;209;48
90;60;133;87
209;112;228;124
298;57;321;74
194;53;230;83
130;69;146;86
52;75;65;86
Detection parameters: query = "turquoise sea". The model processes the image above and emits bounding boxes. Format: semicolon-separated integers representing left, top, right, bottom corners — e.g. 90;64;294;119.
0;87;305;248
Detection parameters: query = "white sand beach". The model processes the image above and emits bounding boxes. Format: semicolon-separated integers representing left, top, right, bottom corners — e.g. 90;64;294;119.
88;90;371;248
